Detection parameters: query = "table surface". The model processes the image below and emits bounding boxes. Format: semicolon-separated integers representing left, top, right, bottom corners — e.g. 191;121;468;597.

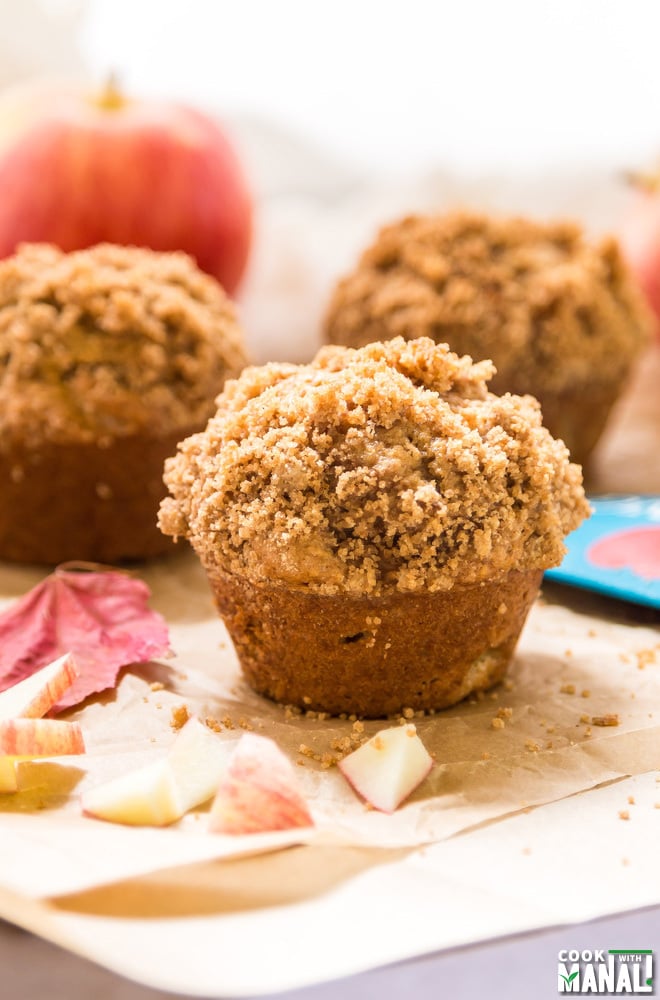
3;905;659;1000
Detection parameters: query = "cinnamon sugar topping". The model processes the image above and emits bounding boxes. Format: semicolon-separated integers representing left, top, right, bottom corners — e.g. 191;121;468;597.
160;337;588;596
325;212;650;395
0;243;247;446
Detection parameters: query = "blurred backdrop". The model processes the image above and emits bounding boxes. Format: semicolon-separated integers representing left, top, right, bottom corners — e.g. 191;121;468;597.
3;0;660;175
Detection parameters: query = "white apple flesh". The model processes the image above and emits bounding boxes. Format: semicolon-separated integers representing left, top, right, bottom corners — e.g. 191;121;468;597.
338;724;433;813
0;653;78;721
82;717;230;826
209;732;313;835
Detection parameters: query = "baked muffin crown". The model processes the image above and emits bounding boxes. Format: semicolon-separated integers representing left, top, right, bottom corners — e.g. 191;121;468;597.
160;337;589;596
0;242;248;446
324;212;651;395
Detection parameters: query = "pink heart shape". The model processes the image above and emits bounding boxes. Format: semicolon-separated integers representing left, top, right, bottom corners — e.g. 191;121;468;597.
588;526;660;581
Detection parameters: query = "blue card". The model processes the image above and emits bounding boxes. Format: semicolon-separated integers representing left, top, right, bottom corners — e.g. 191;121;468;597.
544;495;660;609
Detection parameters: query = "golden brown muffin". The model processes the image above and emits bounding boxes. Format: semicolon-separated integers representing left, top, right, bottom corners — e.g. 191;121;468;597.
160;337;589;717
0;242;248;564
324;212;652;466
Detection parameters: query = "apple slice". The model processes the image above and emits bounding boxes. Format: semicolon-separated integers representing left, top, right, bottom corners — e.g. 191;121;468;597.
208;732;313;835
82;717;230;826
0;718;85;792
0;653;78;721
338;724;433;813
0;718;85;757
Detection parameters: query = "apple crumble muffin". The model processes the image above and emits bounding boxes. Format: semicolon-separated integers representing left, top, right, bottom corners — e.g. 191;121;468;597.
160;338;589;716
0;242;247;563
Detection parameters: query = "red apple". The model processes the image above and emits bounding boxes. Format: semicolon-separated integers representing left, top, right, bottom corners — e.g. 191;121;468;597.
620;174;660;341
0;79;252;293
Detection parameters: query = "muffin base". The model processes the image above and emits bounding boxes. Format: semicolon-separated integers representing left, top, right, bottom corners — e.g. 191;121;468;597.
0;429;196;565
210;568;543;717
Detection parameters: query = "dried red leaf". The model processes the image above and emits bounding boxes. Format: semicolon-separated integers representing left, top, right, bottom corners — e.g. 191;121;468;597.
0;564;170;712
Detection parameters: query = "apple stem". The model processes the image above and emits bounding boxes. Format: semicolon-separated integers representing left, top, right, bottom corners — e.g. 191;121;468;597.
96;72;127;112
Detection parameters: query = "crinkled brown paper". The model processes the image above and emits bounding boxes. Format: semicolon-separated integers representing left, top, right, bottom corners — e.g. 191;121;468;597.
0;348;658;997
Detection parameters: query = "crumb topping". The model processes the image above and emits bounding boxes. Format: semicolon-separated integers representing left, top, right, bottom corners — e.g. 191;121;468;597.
160;337;589;596
324;212;651;394
0;243;247;446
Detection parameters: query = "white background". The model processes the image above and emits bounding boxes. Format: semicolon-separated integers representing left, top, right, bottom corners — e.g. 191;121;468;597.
79;0;660;174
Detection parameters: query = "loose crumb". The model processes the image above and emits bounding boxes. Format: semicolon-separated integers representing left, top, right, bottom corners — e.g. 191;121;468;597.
560;683;576;695
525;739;540;752
150;681;165;692
581;689;591;698
204;716;222;733
580;713;591;724
170;704;190;731
628;795;635;805
619;810;630;821
491;717;505;730
592;714;620;727
497;706;513;720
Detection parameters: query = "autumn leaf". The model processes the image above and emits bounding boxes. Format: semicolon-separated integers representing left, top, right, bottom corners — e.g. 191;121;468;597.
0;564;171;712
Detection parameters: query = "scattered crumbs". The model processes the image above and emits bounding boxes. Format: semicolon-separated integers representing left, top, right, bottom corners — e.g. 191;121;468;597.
177;672;188;681
150;681;165;692
338;713;348;721
503;679;514;691
580;713;591;724
628;795;635;805
398;716;408;726
204;716;222;733
564;649;573;658
406;727;416;738
348;714;357;723
353;720;364;734
149;737;157;743
546;740;554;749
546;725;556;734
296;759;305;767
587;629;597;638
636;648;656;670
221;715;236;730
155;703;163;710
482;751;491;760
560;683;576;695
497;706;512;720
581;689;591;698
497;602;507;614
284;704;302;720
525;739;540;752
584;727;592;737
619;653;630;664
373;736;385;751
490;690;499;700
592;714;620;727
238;717;254;731
654;802;660;809
402;707;415;720
622;857;630;867
142;696;149;704
491;717;505;730
656;775;660;783
619;810;630;821
302;696;312;705
522;847;532;856
299;742;339;768
170;704;190;731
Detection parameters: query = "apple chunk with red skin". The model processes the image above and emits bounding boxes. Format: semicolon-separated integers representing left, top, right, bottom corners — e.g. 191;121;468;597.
338;724;433;813
0;653;78;721
82;717;230;826
209;733;313;835
0;80;252;294
0;718;86;792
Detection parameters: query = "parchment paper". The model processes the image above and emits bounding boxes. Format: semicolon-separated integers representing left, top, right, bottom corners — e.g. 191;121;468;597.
0;176;658;994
